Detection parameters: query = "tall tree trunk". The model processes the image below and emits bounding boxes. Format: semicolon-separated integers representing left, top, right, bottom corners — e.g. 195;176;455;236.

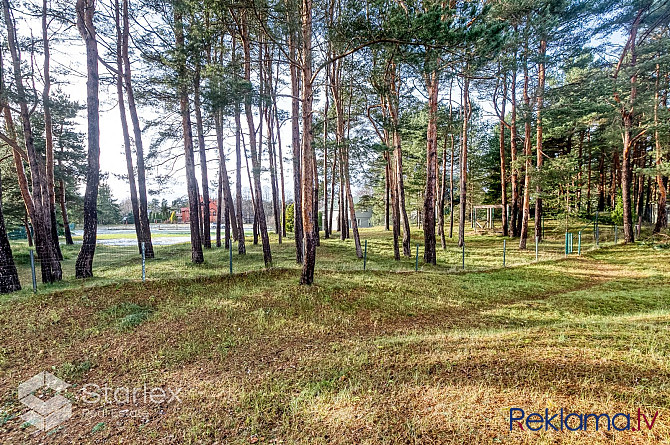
586;131;592;215
323;68;331;239
300;0;317;283
122;0;153;257
449;132;454;238
215;110;240;241
217;165;223;248
654;64;667;233
616;10;643;243
174;8;203;263
497;72;509;237
534;39;546;241
0;168;20;293
424;69;439;262
58;179;73;245
510;46;520;237
194;67;211;249
287;23;303;263
265;48;282;243
390;150;401;260
459;75;470;249
438;130;448;248
4;0;61;282
385;157;390;231
273;79;287;239
42;0;62;261
75;0;101;278
231;35;246;254
114;0;142;255
2;106;35;238
331;59;361;257
519;28;532;250
395;130;411;257
242;14;272;266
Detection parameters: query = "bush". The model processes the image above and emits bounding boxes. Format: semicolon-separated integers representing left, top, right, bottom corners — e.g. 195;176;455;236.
286;203;294;232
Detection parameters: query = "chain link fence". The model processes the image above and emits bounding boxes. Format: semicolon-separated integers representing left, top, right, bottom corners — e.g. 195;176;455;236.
7;218;666;294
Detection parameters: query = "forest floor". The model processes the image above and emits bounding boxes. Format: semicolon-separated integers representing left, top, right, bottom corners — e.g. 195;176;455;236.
1;226;670;443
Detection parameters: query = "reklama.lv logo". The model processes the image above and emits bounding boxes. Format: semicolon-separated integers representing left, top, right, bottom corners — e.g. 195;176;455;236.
510;408;659;432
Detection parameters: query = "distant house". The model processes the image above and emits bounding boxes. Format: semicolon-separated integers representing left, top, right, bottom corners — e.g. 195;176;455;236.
326;198;373;229
180;199;219;223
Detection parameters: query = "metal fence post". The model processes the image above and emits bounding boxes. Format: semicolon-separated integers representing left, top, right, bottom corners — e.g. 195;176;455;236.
363;240;367;271
565;232;568;256
141;242;146;282
29;249;37;293
229;237;233;275
535;236;538;261
578;231;582;256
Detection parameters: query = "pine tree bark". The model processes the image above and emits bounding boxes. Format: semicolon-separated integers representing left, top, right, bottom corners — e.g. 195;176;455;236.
438;130;448;248
510;50;520;237
424;70;439;262
300;0;317;283
287;16;303;263
496;71;509;237
58;178;73;244
0;168;20;293
174;8;203;264
42;0;62;261
534;39;547;242
242;13;272;266
459;75;470;249
214;110;239;241
194;67;212;249
115;0;142;255
519;26;532;250
122;0;153;257
3;0;62;282
654;64;667;233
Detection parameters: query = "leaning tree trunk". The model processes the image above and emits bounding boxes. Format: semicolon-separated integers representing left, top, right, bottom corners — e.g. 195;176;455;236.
114;0;142;255
122;0;153;257
215;110;239;241
4;0;61;283
234;104;246;254
174;9;203;263
242;14;272;266
0;169;21;293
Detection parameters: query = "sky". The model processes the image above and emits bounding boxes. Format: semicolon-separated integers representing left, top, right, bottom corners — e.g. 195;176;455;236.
14;2;625;209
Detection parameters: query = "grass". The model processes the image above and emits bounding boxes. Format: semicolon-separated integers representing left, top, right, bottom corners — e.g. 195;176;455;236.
0;223;669;443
